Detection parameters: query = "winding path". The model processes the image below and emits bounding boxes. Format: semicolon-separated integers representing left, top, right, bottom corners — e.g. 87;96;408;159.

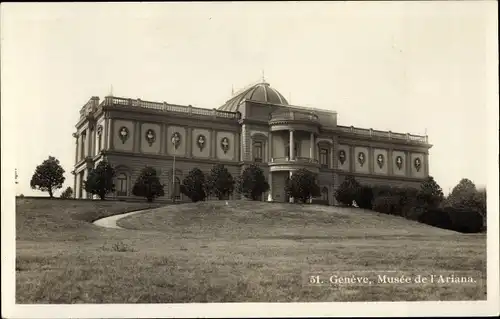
93;209;150;229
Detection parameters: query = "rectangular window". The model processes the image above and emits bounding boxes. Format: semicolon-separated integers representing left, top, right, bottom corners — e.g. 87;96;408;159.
320;148;329;167
253;142;263;162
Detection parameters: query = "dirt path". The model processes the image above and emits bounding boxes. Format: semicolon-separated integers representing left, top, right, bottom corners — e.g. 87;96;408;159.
93;209;149;229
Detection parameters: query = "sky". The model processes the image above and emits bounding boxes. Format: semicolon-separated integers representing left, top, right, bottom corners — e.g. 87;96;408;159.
1;1;498;197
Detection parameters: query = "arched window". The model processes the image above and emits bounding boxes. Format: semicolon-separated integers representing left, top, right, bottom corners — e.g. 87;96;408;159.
253;141;263;162
117;173;128;196
321;187;329;201
174;177;181;200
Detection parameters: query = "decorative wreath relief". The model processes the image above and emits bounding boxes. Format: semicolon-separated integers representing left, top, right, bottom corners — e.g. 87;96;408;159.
220;137;230;154
97;125;103;136
338;150;346;165
118;126;129;144
145;129;156;146
171;132;181;149
196;134;206;151
414;157;422;172
395;156;404;170
377;154;384;169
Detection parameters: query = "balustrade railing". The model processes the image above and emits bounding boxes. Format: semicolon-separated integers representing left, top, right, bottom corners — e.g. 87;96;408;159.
270;156;319;164
99;96;239;120
336;125;428;143
269;109;319;123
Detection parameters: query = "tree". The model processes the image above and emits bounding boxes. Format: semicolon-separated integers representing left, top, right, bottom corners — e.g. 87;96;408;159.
60;186;73;199
180;168;207;202
132;166;165;202
205;164;235;200
446;178;477;208
84;160;115;200
417;176;444;209
30;156;65;198
236;164;270;200
285;168;320;203
335;175;360;206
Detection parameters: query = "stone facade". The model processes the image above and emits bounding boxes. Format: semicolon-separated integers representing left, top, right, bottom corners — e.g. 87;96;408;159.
72;81;432;204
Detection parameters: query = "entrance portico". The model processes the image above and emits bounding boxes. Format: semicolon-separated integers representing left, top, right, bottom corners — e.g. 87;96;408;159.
266;108;321;202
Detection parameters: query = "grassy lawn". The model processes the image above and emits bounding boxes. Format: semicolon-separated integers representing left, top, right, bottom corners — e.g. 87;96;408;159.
16;199;486;303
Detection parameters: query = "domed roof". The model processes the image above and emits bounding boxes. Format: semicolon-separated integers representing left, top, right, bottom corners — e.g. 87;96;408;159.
218;81;289;112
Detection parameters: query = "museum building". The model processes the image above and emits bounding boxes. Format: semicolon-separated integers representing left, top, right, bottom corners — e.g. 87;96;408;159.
72;80;432;204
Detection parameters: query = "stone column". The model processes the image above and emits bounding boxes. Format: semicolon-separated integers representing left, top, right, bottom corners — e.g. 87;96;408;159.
369;146;374;174
74;136;79;164
186;128;192;157
405;151;411;176
133;121;140;152
267;172;273;201
73;172;77;199
160;124;166;154
82;169;88;199
424;153;430;177
236;132;241;161
289;130;295;160
309;132;314;160
211;129;216;158
84;129;89;158
109;119;115;150
268;131;273;162
103;118;109;150
388;149;393;175
289;170;294;203
350;145;355;172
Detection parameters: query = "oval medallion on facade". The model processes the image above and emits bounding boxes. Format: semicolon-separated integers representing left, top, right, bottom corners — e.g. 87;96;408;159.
118;126;129;144
197;134;206;151
221;137;230;154
357;152;366;167
338;150;346;165
171;132;181;149
377;154;384;169
414;157;422;172
395;155;404;170
145;129;156;146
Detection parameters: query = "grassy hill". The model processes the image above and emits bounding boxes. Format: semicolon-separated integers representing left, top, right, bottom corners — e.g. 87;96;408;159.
15;199;486;303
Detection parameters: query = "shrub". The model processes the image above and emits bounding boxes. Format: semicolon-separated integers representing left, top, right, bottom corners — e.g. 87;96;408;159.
372;195;401;215
236;164;270;200
60;186;73;199
404;206;426;221
132;166;165;202
180;168;207;202
84;160;116;200
418;208;453;230
335;176;360;206
30;156;65;198
285;168;320;203
445;207;484;233
205;164;235;200
355;185;374;209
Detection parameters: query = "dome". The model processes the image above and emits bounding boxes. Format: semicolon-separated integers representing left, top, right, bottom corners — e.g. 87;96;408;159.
218;81;289;112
